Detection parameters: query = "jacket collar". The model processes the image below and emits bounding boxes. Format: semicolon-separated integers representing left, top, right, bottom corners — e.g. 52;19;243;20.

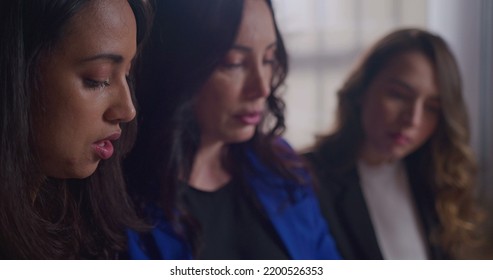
243;144;340;259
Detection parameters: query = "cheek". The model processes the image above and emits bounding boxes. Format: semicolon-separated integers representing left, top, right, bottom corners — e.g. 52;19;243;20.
379;98;405;121
37;77;104;144
417;115;439;142
196;104;218;131
36;100;91;152
361;99;389;135
195;94;228;135
196;82;239;119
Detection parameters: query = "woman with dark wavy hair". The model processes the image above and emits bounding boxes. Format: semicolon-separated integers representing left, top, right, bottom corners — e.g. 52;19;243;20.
306;28;482;259
125;0;340;259
0;0;151;259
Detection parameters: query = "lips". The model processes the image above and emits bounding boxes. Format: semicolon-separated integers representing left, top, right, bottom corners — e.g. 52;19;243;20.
92;132;121;160
235;111;263;125
389;132;411;146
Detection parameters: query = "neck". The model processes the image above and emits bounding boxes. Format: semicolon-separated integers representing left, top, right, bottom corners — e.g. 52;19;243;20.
189;139;231;192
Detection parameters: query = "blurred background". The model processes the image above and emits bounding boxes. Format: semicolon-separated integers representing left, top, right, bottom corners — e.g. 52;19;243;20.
272;0;493;258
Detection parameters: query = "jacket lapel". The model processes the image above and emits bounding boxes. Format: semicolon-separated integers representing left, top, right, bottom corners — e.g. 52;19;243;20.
328;167;383;259
244;146;341;259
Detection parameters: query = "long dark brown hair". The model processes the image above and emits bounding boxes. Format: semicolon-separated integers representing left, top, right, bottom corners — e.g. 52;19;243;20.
314;28;482;258
0;0;152;259
125;0;301;253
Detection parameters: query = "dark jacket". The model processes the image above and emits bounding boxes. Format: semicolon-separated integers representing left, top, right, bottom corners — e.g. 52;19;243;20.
305;142;447;259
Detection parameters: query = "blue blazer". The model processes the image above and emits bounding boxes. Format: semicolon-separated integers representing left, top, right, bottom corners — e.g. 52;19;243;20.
127;139;341;260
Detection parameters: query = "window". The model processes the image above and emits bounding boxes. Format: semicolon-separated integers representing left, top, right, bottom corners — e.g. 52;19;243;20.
272;0;427;149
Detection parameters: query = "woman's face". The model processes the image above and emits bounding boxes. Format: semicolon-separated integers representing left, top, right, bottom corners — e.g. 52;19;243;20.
194;0;277;146
34;0;137;179
360;51;441;164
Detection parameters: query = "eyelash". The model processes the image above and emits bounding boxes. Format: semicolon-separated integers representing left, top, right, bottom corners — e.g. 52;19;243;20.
388;90;405;98
425;104;441;113
84;78;110;90
222;62;243;69
221;59;276;70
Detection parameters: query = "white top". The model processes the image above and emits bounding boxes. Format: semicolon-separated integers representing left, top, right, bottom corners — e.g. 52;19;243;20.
357;159;429;260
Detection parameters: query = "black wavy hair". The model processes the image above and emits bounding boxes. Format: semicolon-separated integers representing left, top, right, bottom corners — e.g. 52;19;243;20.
125;0;298;254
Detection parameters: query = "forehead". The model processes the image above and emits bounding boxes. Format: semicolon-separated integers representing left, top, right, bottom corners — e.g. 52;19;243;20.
235;0;276;45
378;51;439;97
55;0;136;58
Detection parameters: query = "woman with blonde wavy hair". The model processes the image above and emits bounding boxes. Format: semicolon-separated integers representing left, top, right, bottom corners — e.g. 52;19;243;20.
305;28;482;259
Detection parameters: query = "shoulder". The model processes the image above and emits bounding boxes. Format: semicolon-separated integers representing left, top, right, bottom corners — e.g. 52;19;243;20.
244;136;301;172
126;205;193;260
303;137;356;176
244;137;314;198
247;137;299;160
272;137;295;152
303;140;360;200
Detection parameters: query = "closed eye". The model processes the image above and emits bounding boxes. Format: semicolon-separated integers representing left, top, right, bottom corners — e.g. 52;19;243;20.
387;90;411;100
84;78;110;90
220;62;244;69
425;102;441;114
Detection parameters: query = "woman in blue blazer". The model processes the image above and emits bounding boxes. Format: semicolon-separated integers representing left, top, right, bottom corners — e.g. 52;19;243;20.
124;0;340;260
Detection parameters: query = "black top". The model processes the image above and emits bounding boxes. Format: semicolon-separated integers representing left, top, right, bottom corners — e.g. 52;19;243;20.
182;181;289;260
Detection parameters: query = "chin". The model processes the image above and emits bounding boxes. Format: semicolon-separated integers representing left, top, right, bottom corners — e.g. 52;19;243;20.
76;163;101;179
388;149;410;162
226;131;255;144
49;163;100;179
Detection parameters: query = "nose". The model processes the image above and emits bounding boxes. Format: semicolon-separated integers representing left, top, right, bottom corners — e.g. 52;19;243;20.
245;64;271;99
402;101;423;128
104;79;136;123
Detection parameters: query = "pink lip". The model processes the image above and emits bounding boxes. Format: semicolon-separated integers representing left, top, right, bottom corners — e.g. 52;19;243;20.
389;132;411;146
235;111;263;125
92;132;121;160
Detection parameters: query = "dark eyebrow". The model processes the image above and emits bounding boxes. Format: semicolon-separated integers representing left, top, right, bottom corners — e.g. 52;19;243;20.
388;78;441;101
79;53;124;64
231;42;277;52
388;78;415;92
266;42;277;50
